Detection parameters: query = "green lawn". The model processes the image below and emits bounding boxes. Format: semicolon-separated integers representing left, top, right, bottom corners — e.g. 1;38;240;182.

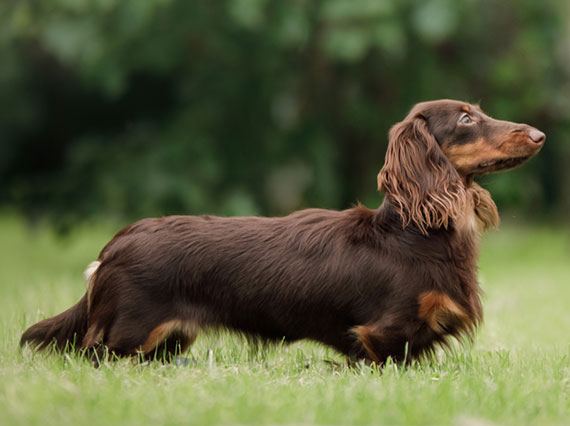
1;214;569;425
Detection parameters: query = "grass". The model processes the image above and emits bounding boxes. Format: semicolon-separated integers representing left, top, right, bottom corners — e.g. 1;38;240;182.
0;213;569;425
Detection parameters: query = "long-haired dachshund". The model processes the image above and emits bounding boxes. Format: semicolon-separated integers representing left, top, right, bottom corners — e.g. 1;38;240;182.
21;100;544;365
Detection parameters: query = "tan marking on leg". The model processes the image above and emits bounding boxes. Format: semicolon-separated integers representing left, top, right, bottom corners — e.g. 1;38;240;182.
418;291;468;334
140;319;199;354
352;324;384;364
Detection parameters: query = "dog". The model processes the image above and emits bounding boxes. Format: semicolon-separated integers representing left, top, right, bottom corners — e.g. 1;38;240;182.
21;99;544;365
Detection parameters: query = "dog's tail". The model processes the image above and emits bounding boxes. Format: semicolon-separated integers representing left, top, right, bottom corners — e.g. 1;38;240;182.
20;295;89;351
20;261;99;352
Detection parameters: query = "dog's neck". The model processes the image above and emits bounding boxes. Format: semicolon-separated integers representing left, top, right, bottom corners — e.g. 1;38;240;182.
376;183;498;237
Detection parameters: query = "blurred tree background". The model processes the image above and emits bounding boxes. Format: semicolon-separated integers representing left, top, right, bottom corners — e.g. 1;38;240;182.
0;0;568;229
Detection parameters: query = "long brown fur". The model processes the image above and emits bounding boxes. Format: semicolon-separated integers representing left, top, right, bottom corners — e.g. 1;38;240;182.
378;113;467;235
20;99;544;365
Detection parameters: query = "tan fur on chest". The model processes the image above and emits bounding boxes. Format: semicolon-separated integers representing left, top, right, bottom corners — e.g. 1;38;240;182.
454;201;480;235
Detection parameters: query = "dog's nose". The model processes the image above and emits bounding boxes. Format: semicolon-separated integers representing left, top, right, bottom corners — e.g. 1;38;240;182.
529;129;545;145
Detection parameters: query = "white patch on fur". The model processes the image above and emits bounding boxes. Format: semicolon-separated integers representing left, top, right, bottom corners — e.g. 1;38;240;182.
84;260;101;283
84;260;100;309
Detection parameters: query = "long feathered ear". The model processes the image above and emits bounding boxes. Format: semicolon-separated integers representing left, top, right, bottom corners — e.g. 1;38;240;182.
377;115;467;234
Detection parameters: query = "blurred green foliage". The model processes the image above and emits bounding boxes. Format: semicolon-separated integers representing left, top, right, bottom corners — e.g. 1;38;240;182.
0;0;569;228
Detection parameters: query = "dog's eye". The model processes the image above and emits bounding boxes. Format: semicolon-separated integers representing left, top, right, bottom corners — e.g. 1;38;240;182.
459;114;472;124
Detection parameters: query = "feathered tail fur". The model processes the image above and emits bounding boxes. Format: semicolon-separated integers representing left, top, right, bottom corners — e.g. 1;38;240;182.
20;261;99;351
20;295;88;351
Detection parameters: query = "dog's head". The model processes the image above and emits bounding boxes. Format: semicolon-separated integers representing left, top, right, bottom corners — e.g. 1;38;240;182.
378;99;544;234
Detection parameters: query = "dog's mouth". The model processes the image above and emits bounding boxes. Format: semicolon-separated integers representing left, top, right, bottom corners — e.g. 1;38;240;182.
475;155;532;174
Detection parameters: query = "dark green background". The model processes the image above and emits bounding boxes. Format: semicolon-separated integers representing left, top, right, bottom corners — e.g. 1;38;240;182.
1;0;568;229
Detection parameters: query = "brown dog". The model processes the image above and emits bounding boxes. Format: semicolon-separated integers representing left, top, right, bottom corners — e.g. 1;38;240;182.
21;100;544;364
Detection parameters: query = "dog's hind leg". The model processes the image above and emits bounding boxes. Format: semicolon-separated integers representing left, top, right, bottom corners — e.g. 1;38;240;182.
99;318;197;361
137;319;199;361
82;315;199;364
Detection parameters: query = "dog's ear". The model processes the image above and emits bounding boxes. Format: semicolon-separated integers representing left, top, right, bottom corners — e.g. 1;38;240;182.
377;113;466;234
